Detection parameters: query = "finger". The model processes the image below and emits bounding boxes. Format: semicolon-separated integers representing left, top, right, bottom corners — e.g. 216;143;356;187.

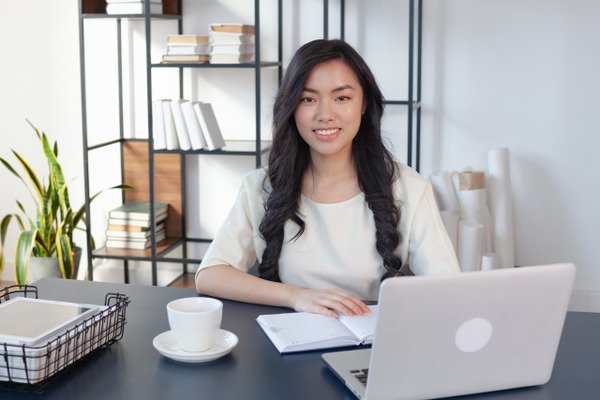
328;290;370;316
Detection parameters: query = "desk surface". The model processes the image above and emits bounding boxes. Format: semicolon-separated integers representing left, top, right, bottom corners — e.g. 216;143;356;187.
3;278;600;400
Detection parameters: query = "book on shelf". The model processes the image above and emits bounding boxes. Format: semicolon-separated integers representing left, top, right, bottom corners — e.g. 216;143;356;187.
210;43;255;55
166;44;211;56
152;99;167;150
162;54;209;63
161;99;180;150
209;33;255;45
109;201;169;220
107;221;165;232
209;53;254;64
170;99;192;151
167;35;209;44
107;216;166;228
256;306;378;354
192;102;226;150
107;0;162;3
106;230;167;250
106;222;165;239
210;24;255;35
181;100;207;150
106;2;163;15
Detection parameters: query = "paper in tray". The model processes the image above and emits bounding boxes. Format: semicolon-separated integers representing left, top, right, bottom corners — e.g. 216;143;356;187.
0;285;129;391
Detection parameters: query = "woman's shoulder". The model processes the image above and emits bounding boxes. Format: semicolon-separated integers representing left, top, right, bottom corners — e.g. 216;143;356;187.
240;167;270;200
394;162;429;194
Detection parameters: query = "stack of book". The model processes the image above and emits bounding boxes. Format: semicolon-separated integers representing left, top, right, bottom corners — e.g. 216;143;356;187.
209;24;255;64
162;35;210;64
105;201;168;250
152;98;225;151
106;0;163;15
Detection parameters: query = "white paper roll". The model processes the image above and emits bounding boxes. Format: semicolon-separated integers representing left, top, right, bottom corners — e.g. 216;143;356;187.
481;253;500;271
440;210;459;253
458;220;483;272
456;188;493;253
487;148;515;268
430;171;459;213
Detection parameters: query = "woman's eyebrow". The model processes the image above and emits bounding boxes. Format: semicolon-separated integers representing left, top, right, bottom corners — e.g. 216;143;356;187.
301;84;355;94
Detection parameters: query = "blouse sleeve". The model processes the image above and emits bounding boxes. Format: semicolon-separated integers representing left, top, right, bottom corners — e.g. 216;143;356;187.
195;169;267;278
397;165;461;276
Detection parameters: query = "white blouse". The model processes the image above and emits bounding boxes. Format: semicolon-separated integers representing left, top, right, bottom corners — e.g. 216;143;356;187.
196;164;460;300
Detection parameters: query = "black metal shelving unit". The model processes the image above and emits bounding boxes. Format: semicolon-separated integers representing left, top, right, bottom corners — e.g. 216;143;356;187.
79;0;282;286
323;0;422;170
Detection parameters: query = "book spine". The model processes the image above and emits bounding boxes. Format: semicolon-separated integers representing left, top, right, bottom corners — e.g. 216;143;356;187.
152;99;167;149
170;100;192;150
193;102;225;150
181;100;207;150
162;100;179;150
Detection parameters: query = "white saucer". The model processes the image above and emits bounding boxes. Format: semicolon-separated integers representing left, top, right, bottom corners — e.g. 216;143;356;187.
153;329;238;363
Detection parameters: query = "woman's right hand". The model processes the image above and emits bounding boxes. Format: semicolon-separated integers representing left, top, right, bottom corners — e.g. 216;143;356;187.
290;288;370;319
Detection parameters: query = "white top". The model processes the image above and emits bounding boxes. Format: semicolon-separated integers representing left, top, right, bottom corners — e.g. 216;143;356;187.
196;164;460;300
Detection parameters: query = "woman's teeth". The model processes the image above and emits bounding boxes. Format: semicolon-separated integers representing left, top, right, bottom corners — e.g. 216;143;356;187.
315;128;339;136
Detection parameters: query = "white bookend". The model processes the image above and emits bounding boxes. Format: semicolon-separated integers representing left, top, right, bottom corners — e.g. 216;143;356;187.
161;100;179;150
170;99;192;151
181;101;207;150
193;102;225;150
152;99;167;150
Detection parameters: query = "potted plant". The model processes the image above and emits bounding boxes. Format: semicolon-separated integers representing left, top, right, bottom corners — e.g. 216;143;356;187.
0;120;130;285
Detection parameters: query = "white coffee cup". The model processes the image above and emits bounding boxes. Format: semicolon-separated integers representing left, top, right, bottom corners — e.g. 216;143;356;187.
167;297;223;352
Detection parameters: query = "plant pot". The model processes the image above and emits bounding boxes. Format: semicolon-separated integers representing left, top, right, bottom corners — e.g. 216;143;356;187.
27;246;83;283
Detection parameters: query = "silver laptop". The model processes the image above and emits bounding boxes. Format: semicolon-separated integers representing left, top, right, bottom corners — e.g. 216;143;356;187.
322;263;575;400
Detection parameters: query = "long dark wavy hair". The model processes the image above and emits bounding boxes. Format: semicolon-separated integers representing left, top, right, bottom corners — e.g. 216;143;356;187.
258;39;403;282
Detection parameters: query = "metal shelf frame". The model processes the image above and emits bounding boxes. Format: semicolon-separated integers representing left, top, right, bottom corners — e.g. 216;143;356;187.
323;0;423;170
79;0;283;286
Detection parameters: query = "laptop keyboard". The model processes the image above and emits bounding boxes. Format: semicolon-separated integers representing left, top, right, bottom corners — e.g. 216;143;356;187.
350;369;369;386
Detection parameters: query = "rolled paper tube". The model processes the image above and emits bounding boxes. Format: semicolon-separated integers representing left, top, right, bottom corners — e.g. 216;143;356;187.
488;148;515;268
458;220;483;272
430;171;460;213
481;253;500;271
440;210;459;253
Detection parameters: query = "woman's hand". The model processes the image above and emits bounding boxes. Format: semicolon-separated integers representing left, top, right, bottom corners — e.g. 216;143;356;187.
290;288;370;318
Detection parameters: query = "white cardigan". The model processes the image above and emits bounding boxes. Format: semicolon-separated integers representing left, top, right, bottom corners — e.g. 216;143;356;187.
196;164;459;300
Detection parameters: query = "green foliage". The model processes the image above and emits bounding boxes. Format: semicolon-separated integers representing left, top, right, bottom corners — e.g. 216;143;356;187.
0;120;131;285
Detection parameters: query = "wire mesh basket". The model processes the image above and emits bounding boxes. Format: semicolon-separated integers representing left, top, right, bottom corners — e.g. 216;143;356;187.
0;284;130;393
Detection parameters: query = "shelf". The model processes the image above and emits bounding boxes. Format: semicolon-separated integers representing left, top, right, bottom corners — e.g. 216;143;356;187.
153;140;272;156
93;238;212;264
81;13;181;20
93;238;181;261
152;61;281;69
81;0;179;16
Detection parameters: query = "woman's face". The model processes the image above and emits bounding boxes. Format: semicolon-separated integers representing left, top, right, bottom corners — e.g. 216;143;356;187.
293;59;364;163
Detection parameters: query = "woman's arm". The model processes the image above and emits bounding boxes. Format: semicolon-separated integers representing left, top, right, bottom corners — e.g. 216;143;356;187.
196;264;369;318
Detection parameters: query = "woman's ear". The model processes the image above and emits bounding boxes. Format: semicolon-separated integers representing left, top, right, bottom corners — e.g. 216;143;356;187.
362;102;367;115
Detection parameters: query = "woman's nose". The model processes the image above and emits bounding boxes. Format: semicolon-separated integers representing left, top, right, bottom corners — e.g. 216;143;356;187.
317;100;334;122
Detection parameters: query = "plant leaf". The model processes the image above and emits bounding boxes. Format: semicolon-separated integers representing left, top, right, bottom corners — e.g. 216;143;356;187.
56;225;74;279
13;150;44;204
26;118;42;141
15;229;40;285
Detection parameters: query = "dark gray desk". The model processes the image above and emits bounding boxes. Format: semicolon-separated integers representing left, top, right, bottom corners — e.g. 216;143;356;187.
3;278;599;399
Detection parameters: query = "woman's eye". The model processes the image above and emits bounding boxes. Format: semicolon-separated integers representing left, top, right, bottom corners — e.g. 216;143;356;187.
300;97;315;103
336;95;350;101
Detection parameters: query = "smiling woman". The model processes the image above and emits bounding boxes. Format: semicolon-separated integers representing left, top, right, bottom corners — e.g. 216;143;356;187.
195;39;460;318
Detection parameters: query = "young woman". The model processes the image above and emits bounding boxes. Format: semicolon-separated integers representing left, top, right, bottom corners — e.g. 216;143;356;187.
195;39;459;318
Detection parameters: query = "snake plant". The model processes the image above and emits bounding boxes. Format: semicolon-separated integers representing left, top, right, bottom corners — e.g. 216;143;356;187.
0;120;130;285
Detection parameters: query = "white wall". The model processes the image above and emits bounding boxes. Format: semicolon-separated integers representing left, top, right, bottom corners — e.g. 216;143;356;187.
1;1;598;310
420;0;600;311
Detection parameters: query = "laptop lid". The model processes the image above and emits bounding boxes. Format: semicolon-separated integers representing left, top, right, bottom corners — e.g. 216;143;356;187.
323;263;576;400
